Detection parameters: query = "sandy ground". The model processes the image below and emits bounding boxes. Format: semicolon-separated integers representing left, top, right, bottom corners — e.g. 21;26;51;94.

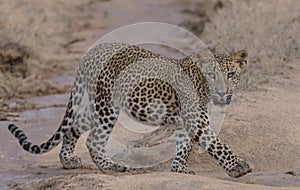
0;0;299;189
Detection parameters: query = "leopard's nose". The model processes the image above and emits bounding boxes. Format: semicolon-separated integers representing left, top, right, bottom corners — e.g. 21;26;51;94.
217;92;226;98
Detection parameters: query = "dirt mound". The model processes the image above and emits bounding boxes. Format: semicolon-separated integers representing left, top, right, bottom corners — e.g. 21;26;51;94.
16;172;300;190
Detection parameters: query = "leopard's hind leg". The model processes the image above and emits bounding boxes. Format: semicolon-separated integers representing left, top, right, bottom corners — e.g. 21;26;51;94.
85;98;126;172
171;126;195;174
59;105;92;169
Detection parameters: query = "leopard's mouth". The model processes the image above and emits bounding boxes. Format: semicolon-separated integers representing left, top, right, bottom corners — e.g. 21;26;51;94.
212;94;232;105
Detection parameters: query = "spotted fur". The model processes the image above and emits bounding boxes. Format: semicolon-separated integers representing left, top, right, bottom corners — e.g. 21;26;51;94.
8;43;252;177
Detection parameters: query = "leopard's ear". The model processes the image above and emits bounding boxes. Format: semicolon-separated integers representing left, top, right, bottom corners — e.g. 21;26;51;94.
232;50;248;69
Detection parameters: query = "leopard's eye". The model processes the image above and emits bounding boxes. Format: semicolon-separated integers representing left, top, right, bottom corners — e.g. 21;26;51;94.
227;71;235;79
207;72;216;80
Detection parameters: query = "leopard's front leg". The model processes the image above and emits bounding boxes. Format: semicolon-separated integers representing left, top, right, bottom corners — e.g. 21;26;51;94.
172;105;253;178
194;106;253;177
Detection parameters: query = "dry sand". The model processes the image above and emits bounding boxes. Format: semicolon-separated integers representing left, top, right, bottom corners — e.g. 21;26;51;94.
0;0;299;189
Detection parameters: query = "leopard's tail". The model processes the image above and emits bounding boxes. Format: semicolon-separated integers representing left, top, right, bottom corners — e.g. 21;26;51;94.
8;67;85;154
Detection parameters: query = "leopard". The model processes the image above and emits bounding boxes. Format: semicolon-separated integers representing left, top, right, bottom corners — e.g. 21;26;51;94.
8;42;253;178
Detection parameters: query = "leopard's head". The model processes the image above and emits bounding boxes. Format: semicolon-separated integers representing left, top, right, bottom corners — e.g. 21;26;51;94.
206;50;248;105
